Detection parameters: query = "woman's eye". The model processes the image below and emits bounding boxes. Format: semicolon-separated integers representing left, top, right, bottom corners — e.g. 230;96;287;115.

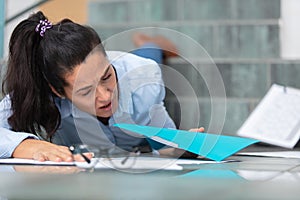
102;74;111;81
82;90;91;96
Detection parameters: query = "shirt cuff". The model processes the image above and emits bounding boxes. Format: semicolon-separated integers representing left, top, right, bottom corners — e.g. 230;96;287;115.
1;133;39;158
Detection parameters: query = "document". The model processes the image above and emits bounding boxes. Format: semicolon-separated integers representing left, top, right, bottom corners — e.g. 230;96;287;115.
237;84;300;148
114;124;259;161
94;157;183;170
0;157;224;171
0;158;74;166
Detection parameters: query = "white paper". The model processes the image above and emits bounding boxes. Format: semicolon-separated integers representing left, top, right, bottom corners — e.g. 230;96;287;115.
175;159;231;165
237;151;300;159
0;157;232;171
237;84;300;148
0;157;182;170
94;157;183;170
0;158;74;166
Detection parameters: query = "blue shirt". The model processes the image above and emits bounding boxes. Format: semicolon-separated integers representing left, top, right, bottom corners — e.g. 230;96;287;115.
0;51;176;158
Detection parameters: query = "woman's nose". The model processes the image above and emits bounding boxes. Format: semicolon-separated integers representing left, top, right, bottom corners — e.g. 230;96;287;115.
95;85;111;101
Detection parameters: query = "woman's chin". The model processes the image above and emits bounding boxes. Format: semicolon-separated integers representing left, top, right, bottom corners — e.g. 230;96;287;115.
96;111;113;118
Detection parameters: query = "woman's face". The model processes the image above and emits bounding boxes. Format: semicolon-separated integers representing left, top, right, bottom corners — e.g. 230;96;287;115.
63;50;118;118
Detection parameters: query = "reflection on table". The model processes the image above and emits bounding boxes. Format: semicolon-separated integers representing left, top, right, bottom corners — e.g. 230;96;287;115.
1;145;300;199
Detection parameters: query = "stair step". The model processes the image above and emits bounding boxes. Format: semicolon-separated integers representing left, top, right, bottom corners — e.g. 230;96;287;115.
93;23;280;59
88;0;280;23
164;59;300;98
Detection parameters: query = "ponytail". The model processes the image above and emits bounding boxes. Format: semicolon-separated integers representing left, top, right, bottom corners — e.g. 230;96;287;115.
2;11;60;138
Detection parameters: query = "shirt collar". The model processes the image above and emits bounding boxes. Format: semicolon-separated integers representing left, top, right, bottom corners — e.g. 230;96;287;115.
54;97;72;119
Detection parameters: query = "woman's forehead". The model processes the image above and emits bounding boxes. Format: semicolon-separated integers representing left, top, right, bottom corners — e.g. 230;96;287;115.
65;52;110;86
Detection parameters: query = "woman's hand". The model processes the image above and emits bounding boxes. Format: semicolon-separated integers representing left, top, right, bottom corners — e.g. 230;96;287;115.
158;127;205;158
189;127;205;132
12;139;78;162
180;127;205;157
158;148;198;158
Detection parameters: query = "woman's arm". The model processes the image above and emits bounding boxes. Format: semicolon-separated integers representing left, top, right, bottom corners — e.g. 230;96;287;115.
0;96;81;162
12;139;73;162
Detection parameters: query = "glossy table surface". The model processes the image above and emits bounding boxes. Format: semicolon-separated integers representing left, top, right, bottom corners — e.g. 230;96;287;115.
1;145;300;200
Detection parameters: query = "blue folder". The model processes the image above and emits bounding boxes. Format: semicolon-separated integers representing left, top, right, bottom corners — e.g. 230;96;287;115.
114;124;259;161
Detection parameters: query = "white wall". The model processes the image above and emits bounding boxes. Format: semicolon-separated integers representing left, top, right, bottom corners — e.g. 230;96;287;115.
4;0;37;59
280;0;300;59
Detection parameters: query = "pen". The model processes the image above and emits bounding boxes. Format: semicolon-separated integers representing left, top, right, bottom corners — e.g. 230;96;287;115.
69;145;91;164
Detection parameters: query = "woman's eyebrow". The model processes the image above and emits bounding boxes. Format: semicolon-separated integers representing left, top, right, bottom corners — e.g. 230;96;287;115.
101;65;111;79
75;85;92;94
75;65;111;94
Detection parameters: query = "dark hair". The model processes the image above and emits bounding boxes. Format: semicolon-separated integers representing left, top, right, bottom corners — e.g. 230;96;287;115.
2;11;104;138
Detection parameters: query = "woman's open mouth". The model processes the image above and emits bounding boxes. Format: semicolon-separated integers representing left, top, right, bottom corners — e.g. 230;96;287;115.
99;102;112;110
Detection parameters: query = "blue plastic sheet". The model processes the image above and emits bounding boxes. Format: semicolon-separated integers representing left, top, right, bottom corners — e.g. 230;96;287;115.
114;124;259;161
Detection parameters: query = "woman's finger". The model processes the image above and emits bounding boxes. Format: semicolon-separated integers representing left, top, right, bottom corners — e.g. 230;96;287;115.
189;127;205;132
33;150;72;162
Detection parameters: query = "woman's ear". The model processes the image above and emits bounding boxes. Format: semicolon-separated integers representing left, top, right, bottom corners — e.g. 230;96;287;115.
49;84;65;99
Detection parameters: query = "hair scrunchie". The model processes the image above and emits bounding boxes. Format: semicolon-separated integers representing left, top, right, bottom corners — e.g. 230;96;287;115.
35;19;52;37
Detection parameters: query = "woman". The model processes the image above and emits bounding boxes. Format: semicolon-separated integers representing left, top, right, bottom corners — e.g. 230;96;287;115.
0;12;202;162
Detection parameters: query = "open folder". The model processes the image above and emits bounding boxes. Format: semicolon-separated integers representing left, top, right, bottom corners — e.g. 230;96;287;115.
114;124;259;161
237;84;300;148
